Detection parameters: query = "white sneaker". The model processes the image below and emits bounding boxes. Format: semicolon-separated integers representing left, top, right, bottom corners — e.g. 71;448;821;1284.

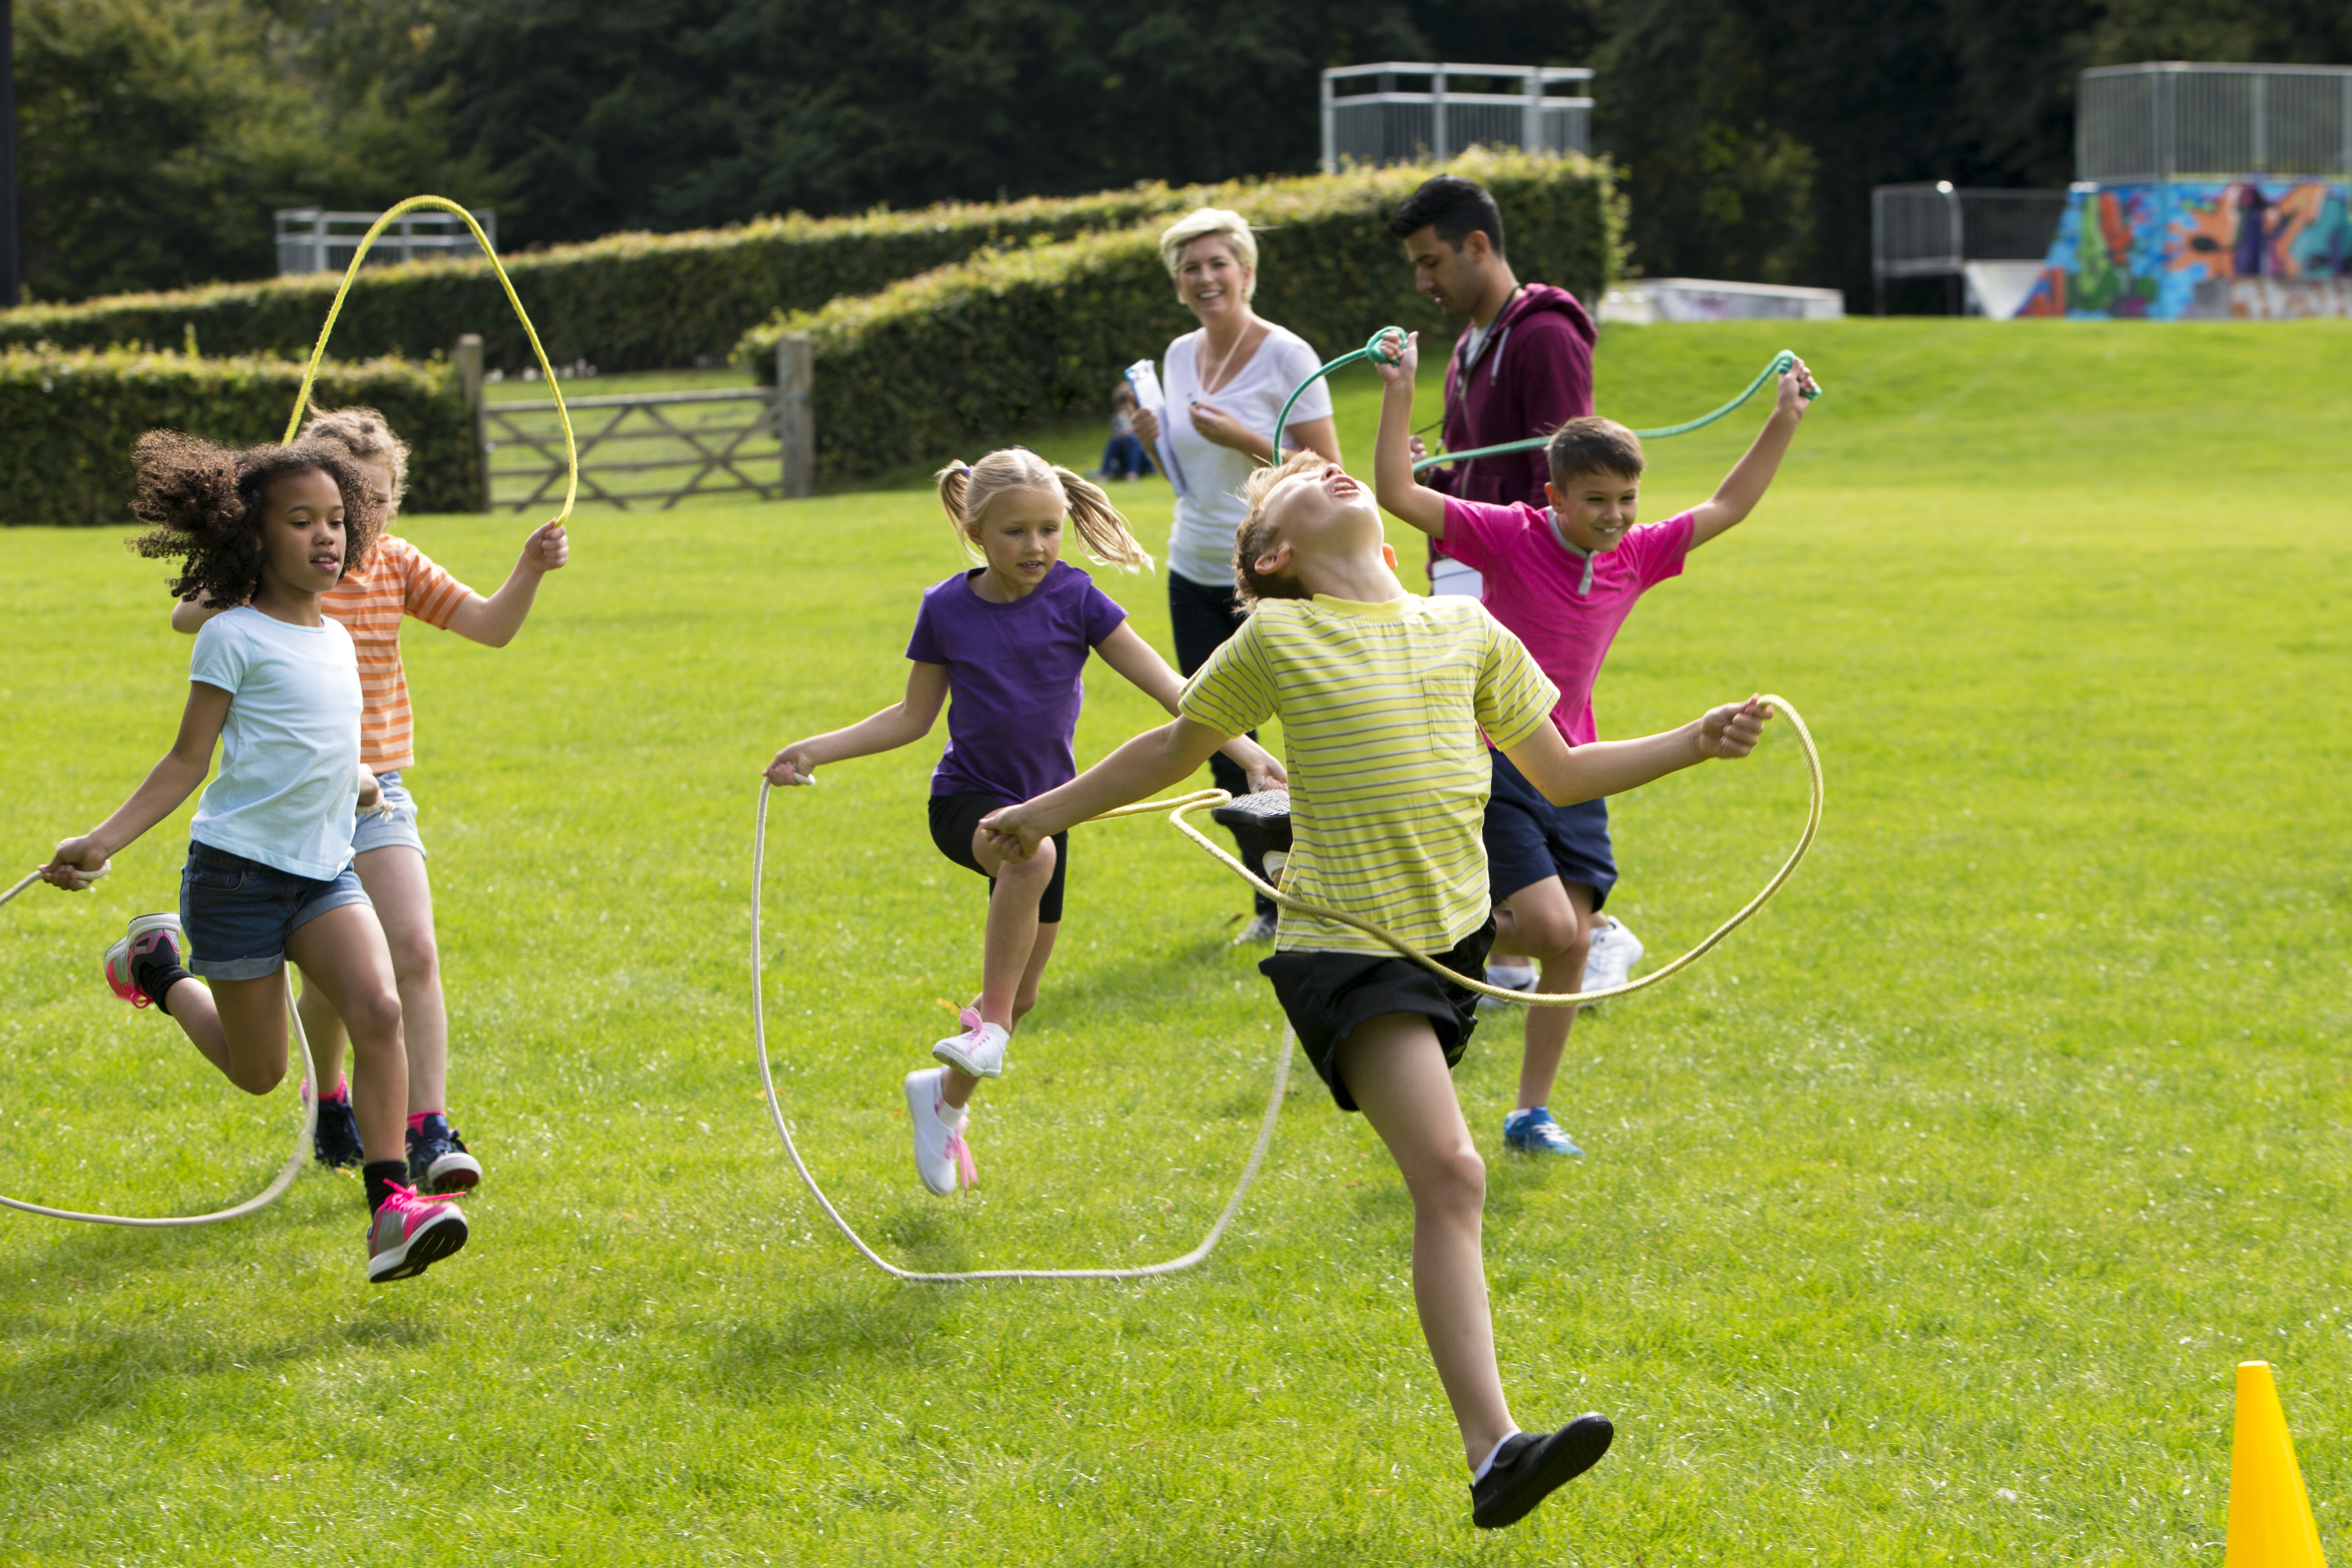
904;1068;976;1196
1233;912;1279;945
932;1009;1009;1078
1478;958;1539;1013
1584;917;1645;995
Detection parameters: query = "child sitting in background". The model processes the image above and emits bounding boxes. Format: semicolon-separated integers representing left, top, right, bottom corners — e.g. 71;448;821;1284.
1097;383;1154;482
978;448;1773;1528
1372;327;1815;1161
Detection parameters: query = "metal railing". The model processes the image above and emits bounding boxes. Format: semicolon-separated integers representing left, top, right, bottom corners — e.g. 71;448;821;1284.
454;334;813;511
275;207;497;276
2079;62;2352;182
1321;63;1592;171
1871;182;2069;312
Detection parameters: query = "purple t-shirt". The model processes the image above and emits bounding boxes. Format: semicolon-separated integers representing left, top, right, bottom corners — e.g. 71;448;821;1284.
1441;498;1693;746
905;561;1129;802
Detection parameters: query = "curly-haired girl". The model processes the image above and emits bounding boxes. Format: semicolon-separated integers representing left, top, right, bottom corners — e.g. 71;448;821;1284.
42;431;469;1284
765;448;1284;1196
171;407;569;1197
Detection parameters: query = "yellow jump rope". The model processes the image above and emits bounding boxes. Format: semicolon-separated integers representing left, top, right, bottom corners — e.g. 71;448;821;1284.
7;197;1820;1268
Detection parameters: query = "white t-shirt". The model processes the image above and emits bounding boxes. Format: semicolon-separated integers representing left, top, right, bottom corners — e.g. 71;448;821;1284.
1161;324;1333;587
189;606;365;880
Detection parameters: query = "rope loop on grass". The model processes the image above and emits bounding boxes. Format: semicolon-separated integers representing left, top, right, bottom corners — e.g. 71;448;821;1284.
282;194;578;526
1;866;322;1229
752;696;1821;1282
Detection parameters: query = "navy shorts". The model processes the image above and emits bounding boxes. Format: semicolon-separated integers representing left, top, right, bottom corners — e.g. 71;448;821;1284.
1484;748;1617;909
928;793;1070;924
1259;919;1494;1114
180;841;371;982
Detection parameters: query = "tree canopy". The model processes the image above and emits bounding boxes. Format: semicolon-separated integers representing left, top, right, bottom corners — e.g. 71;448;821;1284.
10;0;2344;306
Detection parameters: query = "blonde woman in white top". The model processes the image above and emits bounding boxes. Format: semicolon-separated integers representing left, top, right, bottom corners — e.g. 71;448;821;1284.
1132;207;1342;941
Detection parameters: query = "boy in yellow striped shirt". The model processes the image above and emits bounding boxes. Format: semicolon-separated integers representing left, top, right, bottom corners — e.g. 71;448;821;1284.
982;451;1773;1529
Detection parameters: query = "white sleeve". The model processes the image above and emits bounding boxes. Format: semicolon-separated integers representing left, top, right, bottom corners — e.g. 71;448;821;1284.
1281;332;1334;422
188;615;246;695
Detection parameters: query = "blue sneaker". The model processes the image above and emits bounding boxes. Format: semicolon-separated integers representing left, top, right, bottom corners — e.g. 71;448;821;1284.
1502;1106;1585;1158
406;1114;482;1195
309;1087;364;1170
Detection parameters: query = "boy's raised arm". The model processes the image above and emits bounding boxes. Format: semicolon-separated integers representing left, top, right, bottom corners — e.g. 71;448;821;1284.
980;717;1232;860
1688;356;1817;548
1372;330;1450;539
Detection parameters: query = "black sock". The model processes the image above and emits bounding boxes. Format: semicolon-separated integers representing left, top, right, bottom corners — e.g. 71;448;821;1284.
132;952;193;1016
363;1160;408;1211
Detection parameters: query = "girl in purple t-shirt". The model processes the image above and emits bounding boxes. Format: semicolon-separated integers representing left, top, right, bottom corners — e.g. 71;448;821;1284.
765;447;1283;1197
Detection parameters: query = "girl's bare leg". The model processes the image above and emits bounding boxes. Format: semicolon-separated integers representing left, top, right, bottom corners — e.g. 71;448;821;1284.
156;970;294;1095
940;833;1059;1112
293;848;445;1111
295;974;348;1093
282;904;406;1164
1336;1012;1517;1468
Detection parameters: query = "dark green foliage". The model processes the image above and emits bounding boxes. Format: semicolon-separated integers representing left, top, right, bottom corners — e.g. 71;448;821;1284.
0;349;479;527
0;190;1240;375
735;153;1618;484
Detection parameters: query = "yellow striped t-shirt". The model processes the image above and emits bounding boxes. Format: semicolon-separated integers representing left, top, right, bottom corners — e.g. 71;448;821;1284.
1180;593;1558;955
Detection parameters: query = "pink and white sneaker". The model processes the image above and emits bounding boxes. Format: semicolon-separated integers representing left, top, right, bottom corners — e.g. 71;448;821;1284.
366;1183;470;1283
932;1007;1009;1079
904;1067;977;1196
103;914;186;1009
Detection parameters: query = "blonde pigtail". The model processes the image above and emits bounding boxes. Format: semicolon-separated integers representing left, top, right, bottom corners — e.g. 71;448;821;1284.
934;459;985;563
1051;465;1154;573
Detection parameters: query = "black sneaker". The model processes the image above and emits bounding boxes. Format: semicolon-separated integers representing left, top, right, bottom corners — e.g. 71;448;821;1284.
1470;1415;1615;1529
405;1114;482;1195
311;1091;364;1170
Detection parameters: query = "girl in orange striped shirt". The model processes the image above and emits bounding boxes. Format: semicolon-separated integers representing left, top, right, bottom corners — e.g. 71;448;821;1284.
173;408;567;1196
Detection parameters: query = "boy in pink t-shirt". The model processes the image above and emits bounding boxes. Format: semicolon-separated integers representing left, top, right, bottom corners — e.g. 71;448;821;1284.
1373;328;1817;1157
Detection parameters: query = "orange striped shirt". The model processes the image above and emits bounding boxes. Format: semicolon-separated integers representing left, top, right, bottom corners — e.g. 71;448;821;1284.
323;534;473;770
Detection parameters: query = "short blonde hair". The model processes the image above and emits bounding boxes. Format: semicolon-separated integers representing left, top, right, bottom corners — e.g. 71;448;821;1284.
935;447;1154;573
299;406;409;507
1157;208;1259;302
1230;450;1325;607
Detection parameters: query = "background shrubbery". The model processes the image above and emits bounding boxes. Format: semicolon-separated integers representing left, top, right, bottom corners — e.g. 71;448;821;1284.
0;349;477;527
738;151;1619;484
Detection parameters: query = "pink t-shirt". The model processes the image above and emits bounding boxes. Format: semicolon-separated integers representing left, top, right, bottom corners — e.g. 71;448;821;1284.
1439;498;1694;745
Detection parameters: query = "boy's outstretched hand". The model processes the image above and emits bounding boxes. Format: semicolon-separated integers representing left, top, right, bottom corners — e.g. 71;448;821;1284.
1371;328;1418;386
1697;697;1774;759
977;803;1044;863
523;519;569;573
1776;356;1820;421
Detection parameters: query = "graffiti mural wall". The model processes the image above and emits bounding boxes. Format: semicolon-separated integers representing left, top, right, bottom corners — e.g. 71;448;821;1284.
2020;180;2352;320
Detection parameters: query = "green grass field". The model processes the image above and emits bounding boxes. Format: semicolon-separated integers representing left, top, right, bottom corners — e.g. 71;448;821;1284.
4;319;2351;1564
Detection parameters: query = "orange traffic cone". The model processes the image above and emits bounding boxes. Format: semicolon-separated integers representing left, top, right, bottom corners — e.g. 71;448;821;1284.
2226;1361;2328;1568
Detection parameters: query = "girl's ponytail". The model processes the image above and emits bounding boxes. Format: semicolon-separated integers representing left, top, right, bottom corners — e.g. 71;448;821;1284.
935;459;979;560
1048;464;1152;573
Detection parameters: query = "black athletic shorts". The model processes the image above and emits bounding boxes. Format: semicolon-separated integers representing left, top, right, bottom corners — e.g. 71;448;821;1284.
1485;747;1617;908
1258;917;1495;1113
928;792;1071;924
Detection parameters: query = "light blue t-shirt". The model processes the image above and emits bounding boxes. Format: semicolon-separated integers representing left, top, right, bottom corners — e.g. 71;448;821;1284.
189;607;364;880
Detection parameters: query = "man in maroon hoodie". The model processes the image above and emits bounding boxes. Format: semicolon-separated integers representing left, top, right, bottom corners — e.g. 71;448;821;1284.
1387;175;1598;598
1386;174;1644;1133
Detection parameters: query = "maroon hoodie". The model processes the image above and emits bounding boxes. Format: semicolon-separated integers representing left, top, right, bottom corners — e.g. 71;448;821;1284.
1424;282;1597;560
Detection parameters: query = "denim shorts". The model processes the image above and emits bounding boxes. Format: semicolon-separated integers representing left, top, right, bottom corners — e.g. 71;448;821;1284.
352;768;426;858
180;841;372;982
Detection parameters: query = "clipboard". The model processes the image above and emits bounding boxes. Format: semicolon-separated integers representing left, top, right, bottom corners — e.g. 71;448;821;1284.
1124;359;1192;500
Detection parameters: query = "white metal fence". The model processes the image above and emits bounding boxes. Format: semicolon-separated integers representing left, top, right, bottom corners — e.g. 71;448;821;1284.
275;207;498;276
2079;63;2352;182
1320;64;1592;170
1871;182;2069;312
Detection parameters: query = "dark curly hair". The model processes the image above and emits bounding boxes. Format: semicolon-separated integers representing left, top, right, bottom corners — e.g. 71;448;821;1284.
128;431;383;607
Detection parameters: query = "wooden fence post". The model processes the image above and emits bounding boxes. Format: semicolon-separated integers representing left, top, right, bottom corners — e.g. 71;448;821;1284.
775;332;813;499
455;333;489;512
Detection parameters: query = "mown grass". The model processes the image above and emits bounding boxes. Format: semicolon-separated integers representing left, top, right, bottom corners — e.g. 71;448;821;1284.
3;319;2351;1565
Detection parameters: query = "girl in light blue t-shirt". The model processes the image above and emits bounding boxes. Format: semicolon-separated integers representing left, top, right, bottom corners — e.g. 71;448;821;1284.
40;430;470;1285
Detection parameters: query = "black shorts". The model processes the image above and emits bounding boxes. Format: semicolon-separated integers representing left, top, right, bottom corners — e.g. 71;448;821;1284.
928;792;1071;924
1484;747;1617;908
1258;918;1495;1113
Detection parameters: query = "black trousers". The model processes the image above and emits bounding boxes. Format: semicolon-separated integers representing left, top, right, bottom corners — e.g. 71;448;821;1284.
1169;569;1277;918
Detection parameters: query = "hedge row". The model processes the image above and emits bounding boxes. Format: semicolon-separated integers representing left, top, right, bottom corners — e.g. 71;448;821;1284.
0;188;1224;375
0;348;478;527
737;151;1621;484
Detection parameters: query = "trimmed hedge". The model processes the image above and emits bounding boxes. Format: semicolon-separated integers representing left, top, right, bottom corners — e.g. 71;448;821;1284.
736;151;1621;484
0;189;1218;375
0;348;478;527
